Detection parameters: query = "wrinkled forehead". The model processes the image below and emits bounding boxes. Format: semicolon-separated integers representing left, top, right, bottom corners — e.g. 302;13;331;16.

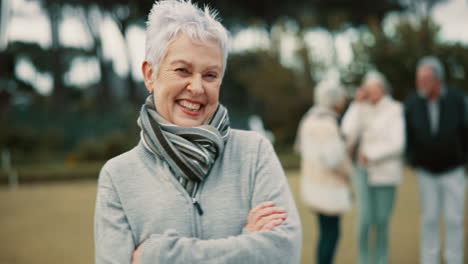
417;65;436;78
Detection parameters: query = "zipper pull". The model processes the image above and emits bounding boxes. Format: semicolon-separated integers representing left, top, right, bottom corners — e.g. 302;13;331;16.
192;197;204;216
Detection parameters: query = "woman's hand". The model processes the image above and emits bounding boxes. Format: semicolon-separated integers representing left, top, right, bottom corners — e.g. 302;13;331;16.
244;201;287;232
355;87;368;103
132;242;144;264
359;153;368;166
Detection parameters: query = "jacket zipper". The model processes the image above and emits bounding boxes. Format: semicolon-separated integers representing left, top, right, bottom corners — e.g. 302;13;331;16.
191;183;204;216
192;197;204;215
191;182;204;239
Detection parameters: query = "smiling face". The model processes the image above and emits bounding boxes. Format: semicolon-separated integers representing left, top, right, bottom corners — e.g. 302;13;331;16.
142;34;223;127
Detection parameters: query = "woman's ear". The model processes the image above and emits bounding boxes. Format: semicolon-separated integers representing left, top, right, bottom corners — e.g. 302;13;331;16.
142;61;154;93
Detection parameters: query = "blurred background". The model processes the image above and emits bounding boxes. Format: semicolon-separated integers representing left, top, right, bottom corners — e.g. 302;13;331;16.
1;0;468;263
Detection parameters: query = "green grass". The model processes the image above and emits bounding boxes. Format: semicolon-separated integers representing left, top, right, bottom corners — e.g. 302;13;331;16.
1;169;467;263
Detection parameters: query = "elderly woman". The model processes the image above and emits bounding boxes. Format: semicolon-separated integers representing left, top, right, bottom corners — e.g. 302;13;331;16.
94;1;301;263
341;71;405;264
295;80;352;264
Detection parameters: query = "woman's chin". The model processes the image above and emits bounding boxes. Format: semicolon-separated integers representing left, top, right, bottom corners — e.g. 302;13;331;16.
173;117;205;127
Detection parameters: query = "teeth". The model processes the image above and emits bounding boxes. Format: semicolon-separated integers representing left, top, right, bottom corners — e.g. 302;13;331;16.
179;100;201;111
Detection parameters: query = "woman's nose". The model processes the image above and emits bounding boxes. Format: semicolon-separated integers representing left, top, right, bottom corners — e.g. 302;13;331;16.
187;74;204;95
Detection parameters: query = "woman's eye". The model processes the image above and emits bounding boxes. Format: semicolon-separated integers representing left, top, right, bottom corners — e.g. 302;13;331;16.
175;68;189;73
205;73;218;79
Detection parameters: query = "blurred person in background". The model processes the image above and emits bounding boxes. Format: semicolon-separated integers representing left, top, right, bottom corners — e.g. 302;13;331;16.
295;80;352;264
404;56;467;264
341;71;405;264
94;1;302;263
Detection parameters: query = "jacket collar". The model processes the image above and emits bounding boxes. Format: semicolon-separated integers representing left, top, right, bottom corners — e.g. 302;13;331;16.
373;95;391;110
307;105;338;119
418;84;447;100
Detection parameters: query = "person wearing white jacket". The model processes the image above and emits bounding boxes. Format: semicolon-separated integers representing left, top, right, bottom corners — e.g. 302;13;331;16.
295;80;352;264
341;71;405;264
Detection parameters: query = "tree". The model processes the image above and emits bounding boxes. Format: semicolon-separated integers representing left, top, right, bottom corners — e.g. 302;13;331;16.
76;5;115;110
41;0;67;109
83;0;151;106
226;51;310;146
346;15;468;101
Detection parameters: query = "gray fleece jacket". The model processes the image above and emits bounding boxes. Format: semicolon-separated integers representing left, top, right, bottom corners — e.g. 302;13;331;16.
94;129;302;264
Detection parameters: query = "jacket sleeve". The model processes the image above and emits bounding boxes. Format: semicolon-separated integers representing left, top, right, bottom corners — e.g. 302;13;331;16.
462;96;468;165
95;169;135;264
299;117;348;170
341;102;364;148
294;118;305;154
403;97;416;165
363;104;406;164
138;136;302;264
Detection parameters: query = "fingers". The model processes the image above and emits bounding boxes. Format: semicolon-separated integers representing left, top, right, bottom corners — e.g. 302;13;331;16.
257;206;285;221
132;241;145;264
247;201;274;226
257;212;287;230
245;201;288;232
261;219;284;231
248;201;275;218
355;87;368;102
254;206;285;221
250;204;285;224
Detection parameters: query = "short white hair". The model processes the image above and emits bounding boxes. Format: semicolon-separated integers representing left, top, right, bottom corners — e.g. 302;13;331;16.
362;70;391;94
314;79;346;109
145;0;229;76
417;56;445;81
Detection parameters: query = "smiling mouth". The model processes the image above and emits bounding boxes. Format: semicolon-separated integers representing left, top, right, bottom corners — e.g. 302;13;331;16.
177;100;203;112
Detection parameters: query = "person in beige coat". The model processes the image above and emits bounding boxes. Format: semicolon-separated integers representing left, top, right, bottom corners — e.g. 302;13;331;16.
341;71;405;264
296;79;352;264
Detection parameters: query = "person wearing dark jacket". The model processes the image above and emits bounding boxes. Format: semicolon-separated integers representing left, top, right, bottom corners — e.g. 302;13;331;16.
404;56;468;264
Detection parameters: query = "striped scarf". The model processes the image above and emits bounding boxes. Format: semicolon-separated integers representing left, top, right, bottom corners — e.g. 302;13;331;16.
137;95;230;195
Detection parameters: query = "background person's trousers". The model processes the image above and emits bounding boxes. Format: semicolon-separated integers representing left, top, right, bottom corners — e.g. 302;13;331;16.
316;213;340;264
354;167;396;264
417;167;466;264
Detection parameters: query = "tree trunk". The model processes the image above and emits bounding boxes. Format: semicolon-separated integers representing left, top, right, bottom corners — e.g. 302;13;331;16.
0;89;11;126
296;28;315;105
96;46;112;110
48;2;66;110
82;7;113;110
0;0;11;51
120;19;140;106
